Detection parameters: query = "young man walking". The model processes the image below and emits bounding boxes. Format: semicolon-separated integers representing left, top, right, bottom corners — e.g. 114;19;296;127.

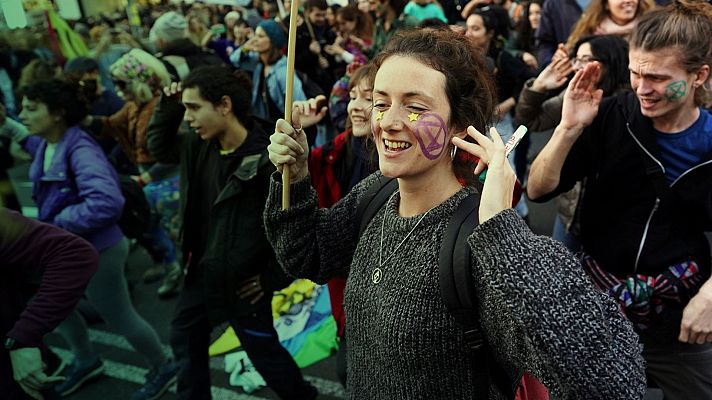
147;65;317;400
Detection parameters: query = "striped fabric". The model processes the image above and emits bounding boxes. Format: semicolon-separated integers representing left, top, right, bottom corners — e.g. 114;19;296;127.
580;254;705;331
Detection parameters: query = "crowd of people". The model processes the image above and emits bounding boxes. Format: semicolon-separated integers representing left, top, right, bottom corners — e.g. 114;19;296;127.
1;0;711;399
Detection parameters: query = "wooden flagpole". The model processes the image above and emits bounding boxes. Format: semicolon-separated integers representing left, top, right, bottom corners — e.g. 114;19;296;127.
282;0;301;210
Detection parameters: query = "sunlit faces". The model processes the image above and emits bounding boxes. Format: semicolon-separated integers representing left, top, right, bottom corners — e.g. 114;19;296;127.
371;56;452;179
348;80;373;137
607;0;638;25
528;2;541;30
251;27;273;53
19;98;54;137
182;87;227;141
465;14;492;50
629;47;708;122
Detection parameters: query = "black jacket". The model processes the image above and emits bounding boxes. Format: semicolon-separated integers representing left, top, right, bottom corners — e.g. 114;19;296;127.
535;91;712;278
146;95;288;321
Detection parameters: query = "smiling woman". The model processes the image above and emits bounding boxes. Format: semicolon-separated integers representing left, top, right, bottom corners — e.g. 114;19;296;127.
265;28;647;399
565;0;654;49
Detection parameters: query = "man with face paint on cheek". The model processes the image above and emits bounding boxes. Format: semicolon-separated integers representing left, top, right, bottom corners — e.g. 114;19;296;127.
267;28;646;399
529;2;712;398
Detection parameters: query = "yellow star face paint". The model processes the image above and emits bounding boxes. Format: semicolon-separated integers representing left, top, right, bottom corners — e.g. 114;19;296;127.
408;112;419;122
376;110;384;121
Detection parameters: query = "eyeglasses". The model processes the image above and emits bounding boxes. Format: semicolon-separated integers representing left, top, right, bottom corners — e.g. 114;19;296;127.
572;56;599;67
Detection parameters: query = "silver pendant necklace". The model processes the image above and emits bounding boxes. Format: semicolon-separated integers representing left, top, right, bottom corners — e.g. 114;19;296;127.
372;191;432;284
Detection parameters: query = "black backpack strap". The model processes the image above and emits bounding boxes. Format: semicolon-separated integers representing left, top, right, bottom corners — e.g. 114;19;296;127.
439;191;521;399
356;176;398;236
438;192;491;398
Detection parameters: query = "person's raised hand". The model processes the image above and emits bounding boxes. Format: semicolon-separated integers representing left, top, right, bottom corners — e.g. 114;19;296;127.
162;82;182;101
560;62;602;132
531;56;573;92
269;106;310;183
292;95;328;128
10;347;64;400
522;52;539;70
452;126;516;224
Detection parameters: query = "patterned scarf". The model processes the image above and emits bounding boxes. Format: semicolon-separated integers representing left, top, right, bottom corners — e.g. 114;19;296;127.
580;254;704;331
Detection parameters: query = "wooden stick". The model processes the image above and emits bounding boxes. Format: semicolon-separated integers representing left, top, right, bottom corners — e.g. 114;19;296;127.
282;0;300;210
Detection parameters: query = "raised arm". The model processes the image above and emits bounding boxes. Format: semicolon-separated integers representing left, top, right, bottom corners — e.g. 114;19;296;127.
263;107;380;283
147;84;186;164
527;63;602;201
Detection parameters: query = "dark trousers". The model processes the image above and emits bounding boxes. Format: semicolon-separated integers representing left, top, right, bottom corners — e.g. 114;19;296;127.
643;337;712;400
169;273;317;400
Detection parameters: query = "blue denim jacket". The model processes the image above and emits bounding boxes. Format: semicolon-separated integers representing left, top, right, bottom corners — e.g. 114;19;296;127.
22;126;125;251
230;49;307;120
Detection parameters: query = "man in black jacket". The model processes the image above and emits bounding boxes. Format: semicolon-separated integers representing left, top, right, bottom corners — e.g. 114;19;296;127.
528;3;712;399
147;66;316;400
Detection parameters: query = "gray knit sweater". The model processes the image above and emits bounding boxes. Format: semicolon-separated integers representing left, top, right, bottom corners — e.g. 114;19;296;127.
264;171;646;399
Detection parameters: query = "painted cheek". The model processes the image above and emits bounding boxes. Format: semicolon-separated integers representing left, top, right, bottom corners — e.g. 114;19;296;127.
412;112;448;160
371;112;381;141
664;80;688;102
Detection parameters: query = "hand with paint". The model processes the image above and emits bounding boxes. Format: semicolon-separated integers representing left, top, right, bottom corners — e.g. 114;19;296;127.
452;127;517;224
269;108;310;183
560;62;603;132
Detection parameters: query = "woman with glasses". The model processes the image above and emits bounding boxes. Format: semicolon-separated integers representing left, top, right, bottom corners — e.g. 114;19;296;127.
83;48;183;298
515;34;631;250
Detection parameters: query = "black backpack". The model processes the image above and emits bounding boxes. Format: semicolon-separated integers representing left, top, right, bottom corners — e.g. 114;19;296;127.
356;177;522;399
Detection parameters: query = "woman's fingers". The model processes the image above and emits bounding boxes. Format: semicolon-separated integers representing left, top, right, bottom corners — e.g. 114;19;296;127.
452;136;486;160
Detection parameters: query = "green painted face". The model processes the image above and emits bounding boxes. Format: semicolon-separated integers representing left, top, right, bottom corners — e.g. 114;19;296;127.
664;80;687;102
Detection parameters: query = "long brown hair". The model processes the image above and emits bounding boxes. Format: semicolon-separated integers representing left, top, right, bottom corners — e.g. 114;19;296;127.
566;0;654;49
372;29;497;186
338;5;374;41
630;0;712;106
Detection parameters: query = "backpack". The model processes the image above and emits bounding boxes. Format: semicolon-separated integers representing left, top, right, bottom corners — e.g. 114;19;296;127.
116;174;151;240
356;176;522;399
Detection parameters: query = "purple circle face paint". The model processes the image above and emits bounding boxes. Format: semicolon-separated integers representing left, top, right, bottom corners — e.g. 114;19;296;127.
413;112;447;160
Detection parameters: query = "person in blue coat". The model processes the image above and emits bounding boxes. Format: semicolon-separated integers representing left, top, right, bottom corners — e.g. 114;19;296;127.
8;80;177;400
230;19;307;123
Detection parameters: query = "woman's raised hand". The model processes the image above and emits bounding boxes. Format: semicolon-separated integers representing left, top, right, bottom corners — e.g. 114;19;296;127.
560;62;603;131
268;105;310;183
162;82;182;100
452;127;516;224
531;55;573;92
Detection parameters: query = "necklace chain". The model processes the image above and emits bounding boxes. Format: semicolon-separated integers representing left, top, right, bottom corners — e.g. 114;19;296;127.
377;191;432;273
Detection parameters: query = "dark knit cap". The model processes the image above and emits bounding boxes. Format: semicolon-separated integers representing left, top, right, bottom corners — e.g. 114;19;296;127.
258;20;287;48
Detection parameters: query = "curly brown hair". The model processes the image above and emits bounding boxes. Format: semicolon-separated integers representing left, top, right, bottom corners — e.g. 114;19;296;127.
372;29;498;186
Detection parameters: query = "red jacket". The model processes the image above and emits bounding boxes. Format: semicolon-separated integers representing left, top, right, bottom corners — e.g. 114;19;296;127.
309;130;353;337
